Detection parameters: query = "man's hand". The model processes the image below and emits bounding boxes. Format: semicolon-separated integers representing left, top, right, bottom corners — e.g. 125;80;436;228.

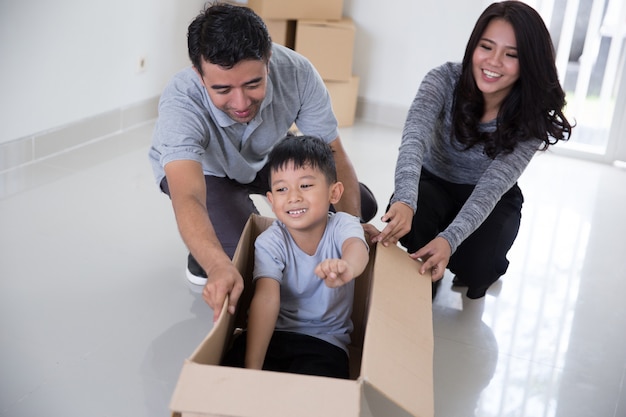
164;160;245;321
409;236;451;281
202;261;245;322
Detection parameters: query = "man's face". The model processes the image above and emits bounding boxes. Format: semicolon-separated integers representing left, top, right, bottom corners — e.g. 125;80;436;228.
197;58;268;124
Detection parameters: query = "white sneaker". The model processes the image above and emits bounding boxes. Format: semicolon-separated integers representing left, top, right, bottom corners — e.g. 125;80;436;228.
186;253;207;285
186;268;208;286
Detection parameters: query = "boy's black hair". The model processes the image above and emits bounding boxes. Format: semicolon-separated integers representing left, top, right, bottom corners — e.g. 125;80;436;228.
267;136;337;184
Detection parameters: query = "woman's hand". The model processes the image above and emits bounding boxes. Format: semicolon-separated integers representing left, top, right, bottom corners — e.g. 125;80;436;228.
370;202;414;246
410;236;451;281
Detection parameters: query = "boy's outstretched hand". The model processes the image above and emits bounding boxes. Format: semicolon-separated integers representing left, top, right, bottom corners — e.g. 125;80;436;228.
315;259;355;288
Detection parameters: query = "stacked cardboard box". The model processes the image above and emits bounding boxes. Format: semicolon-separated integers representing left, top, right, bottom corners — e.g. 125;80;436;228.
295;19;359;127
170;214;435;417
242;0;359;127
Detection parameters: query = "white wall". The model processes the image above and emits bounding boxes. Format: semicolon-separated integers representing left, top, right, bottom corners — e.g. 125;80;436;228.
344;0;486;114
0;0;487;145
0;0;206;144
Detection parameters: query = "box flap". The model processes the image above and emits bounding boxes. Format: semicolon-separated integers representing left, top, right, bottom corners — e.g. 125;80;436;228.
170;363;361;417
360;382;418;417
188;297;232;365
360;243;434;417
190;214;275;364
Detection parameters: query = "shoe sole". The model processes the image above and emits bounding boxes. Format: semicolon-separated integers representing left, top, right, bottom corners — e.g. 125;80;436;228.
186;268;208;286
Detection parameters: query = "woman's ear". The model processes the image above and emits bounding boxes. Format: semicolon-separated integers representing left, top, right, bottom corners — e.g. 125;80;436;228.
329;181;344;205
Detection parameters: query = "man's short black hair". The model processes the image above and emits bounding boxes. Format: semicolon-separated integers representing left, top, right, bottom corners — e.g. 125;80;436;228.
187;2;272;74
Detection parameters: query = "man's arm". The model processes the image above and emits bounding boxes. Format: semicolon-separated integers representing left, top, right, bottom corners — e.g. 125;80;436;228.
245;278;280;370
164;160;244;320
329;136;361;218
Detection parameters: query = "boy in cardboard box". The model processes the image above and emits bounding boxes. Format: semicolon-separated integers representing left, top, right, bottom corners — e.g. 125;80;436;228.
221;135;369;379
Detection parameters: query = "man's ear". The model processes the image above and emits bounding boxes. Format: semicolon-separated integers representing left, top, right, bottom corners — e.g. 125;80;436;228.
265;50;272;75
329;182;344;205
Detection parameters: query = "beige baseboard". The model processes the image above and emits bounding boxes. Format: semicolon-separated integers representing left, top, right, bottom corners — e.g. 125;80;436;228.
0;96;159;173
355;97;408;129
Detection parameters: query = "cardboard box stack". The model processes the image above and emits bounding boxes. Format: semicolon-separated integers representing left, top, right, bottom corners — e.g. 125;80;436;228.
170;214;435;417
242;0;359;127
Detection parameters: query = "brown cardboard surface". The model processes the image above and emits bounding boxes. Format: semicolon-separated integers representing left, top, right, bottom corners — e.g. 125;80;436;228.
170;214;434;417
326;76;360;127
295;19;355;82
247;0;343;20
265;19;296;49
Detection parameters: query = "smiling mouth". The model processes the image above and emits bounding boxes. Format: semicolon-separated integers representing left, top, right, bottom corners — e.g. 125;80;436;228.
287;209;307;215
483;69;502;79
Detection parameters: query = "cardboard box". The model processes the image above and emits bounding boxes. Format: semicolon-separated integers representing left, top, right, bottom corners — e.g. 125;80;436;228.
295;18;355;82
223;3;296;48
326;75;360;127
247;0;343;20
170;214;434;417
265;19;296;49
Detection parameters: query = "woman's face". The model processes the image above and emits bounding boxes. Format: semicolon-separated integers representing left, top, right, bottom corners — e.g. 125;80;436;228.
472;18;520;109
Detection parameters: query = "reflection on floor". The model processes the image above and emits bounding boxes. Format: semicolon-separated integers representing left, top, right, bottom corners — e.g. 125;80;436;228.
1;120;625;417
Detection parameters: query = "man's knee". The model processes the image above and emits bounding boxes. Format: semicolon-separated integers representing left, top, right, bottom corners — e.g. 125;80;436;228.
359;182;378;223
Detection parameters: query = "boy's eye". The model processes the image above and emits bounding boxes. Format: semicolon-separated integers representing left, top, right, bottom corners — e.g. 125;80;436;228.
300;184;313;189
275;187;287;192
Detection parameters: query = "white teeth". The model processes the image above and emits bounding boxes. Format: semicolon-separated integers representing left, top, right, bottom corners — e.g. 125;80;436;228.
483;69;501;78
288;209;307;215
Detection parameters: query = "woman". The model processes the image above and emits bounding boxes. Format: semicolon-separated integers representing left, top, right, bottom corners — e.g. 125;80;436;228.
370;1;572;298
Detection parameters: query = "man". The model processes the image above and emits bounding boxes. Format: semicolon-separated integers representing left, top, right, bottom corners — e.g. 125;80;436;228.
149;3;376;321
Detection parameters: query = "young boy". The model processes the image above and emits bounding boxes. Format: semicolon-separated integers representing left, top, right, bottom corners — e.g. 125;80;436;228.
222;135;369;379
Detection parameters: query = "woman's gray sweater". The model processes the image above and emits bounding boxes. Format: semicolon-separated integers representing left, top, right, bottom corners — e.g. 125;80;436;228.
390;62;541;254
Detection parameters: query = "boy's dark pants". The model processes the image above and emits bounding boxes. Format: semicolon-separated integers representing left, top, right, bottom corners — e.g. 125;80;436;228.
221;331;350;379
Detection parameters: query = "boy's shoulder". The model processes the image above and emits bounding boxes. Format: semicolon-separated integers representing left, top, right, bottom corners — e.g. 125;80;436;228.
256;219;286;241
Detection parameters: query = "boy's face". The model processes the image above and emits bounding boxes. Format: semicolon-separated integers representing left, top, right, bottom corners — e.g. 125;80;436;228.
267;162;343;233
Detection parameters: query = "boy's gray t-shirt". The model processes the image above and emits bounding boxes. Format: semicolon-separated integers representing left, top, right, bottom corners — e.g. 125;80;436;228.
253;212;367;354
149;44;339;185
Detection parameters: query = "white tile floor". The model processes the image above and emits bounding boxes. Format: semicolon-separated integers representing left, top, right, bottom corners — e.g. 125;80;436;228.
1;120;625;417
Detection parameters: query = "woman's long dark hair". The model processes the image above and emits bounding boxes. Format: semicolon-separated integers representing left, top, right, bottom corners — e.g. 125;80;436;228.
453;1;572;158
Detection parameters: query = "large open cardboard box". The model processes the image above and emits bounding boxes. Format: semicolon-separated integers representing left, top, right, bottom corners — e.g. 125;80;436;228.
170;214;434;417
